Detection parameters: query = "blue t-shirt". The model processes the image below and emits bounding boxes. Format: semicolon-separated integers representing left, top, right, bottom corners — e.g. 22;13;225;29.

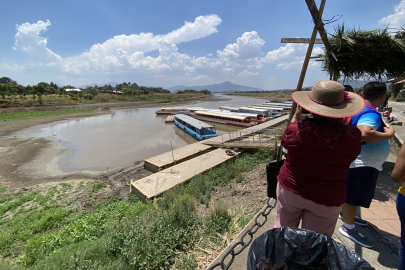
350;104;390;170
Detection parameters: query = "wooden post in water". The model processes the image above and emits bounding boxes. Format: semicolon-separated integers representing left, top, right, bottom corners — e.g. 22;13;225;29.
170;140;175;163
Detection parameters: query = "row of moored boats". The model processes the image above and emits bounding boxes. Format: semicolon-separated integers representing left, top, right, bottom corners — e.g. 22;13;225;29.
156;101;292;141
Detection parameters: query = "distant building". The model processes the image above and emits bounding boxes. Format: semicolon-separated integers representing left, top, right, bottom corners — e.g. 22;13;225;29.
65;88;82;92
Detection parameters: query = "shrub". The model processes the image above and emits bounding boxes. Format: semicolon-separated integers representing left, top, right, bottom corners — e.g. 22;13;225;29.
204;204;231;235
173;254;198;270
105;198;199;269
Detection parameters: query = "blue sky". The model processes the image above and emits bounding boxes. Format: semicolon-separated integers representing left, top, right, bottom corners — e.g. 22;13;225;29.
1;0;404;90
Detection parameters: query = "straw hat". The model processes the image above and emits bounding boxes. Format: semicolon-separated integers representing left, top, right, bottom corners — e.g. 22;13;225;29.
292;80;365;118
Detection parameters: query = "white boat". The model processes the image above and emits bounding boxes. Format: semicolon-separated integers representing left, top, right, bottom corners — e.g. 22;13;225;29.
207;109;268;123
262;102;292;108
190;111;257;127
250;105;289;114
236;106;271;117
155;107;209;115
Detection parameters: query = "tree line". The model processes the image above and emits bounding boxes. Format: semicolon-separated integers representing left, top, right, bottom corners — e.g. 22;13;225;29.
0;77;211;98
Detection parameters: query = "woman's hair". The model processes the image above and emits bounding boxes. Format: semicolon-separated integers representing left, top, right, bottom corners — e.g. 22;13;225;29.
311;113;341;123
343;85;354;92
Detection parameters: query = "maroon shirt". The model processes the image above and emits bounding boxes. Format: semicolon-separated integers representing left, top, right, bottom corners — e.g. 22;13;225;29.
278;119;361;207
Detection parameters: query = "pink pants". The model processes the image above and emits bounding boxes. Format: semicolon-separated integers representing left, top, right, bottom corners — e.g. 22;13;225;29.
274;182;340;236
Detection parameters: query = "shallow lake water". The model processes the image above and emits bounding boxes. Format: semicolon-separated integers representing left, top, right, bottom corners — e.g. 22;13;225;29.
11;94;269;172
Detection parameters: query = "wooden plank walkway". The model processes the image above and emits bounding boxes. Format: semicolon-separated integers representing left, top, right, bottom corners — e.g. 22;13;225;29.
165;115;175;122
144;115;288;172
205;115;288;148
133;115;289;200
144;142;213;173
132;148;243;200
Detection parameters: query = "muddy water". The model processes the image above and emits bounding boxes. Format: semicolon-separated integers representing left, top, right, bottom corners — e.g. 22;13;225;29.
11;94;268;172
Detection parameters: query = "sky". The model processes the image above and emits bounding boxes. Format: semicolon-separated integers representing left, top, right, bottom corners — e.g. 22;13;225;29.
1;0;405;90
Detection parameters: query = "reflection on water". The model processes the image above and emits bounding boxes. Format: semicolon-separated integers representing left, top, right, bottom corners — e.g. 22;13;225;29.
10;94;268;172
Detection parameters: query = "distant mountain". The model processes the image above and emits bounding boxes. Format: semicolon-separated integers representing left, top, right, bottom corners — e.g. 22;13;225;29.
168;81;265;93
77;82;119;88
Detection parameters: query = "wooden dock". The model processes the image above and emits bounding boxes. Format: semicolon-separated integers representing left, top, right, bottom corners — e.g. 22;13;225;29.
144;142;213;173
133;115;288;199
165;115;175;122
132;148;243;200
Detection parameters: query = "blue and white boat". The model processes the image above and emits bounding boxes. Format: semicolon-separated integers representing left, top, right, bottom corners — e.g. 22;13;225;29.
174;114;218;141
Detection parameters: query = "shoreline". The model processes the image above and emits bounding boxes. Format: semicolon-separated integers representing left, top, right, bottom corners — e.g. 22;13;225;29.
0;96;229;189
0;95;229;137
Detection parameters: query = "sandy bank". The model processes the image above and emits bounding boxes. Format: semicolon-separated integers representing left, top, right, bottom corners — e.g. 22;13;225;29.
0;96;228;189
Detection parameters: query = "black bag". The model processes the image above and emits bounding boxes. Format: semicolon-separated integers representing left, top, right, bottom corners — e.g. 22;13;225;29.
247;227;374;270
266;146;284;198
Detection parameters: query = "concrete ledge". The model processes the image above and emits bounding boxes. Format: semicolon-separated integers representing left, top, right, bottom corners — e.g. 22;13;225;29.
393;132;403;147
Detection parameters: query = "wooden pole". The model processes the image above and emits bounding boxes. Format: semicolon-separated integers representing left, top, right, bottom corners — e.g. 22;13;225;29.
170;140;175;163
288;0;326;122
305;0;332;54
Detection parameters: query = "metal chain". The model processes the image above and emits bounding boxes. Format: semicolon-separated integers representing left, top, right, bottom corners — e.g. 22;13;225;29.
207;197;277;270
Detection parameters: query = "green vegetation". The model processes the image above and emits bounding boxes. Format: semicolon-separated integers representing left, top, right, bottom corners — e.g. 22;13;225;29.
0;77;212;107
88;182;107;197
0;149;272;269
0;109;95;122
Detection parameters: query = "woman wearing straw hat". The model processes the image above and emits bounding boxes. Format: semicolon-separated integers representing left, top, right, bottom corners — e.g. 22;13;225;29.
273;80;365;236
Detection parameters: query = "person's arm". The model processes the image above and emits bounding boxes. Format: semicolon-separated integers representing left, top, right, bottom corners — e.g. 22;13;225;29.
392;144;405;183
357;125;395;142
291;106;306;122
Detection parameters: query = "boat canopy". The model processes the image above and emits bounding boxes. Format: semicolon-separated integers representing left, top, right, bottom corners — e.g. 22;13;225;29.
262;102;292;107
238;106;269;113
251;106;285;111
161;107;188;111
219;106;239;111
174;114;215;129
194;110;248;120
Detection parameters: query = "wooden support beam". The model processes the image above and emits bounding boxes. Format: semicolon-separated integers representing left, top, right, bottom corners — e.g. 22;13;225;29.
289;0;326;122
281;38;323;44
305;0;333;54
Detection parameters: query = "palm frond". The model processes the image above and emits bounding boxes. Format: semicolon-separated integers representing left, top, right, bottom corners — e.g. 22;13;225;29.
320;24;405;80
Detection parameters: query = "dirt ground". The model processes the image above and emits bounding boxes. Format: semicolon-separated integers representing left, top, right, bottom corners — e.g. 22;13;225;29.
0;96;268;215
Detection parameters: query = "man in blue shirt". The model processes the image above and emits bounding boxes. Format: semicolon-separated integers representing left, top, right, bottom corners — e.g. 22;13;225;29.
339;82;395;248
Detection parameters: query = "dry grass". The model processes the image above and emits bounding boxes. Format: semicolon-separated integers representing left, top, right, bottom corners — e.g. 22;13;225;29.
192;207;254;269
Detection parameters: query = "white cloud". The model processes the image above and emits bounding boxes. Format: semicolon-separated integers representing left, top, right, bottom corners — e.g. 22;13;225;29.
193;74;211;81
217;31;264;60
262;43;296;63
190;56;221;69
379;0;405;30
263;43;323;70
165;15;222;44
237;69;259;77
61;15;220;74
0;63;28;72
223;67;234;73
7;17;322;88
13;20;61;62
